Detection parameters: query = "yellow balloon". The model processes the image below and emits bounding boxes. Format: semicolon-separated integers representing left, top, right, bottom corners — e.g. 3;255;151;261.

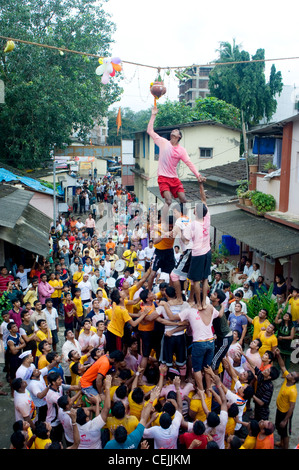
98;58;104;64
4;40;15;53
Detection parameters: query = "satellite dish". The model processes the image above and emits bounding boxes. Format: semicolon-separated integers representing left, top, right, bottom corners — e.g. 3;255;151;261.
106;277;116;288
114;259;126;272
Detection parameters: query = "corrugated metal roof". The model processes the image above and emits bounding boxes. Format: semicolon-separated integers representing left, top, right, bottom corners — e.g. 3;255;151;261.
0;186;33;228
211;210;299;259
0;185;52;255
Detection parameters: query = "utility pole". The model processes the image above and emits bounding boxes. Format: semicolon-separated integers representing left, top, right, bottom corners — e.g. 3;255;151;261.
241;110;249;182
53;158;56;226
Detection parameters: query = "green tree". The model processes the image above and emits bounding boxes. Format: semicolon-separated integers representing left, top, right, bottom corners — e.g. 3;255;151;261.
153;98;241;129
106;107;151;145
208;41;283;126
0;0;122;169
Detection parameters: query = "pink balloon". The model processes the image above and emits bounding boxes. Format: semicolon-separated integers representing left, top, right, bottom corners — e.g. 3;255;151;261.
111;57;121;64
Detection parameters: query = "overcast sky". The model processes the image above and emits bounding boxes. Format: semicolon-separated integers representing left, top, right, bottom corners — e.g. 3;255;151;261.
102;0;299;112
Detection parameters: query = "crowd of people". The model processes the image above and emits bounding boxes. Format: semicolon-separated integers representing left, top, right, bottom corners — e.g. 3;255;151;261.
0;106;299;451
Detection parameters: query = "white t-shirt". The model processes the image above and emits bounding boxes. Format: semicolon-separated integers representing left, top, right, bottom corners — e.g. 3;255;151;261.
0;319;14;348
143;410;182;449
156;302;189;336
27;377;47;408
16;269;31;290
43;307;59;331
89;332;106;350
61;339;82;378
77;280;92;301
179;306;219;341
77;414;106;449
229;300;247;315
46;387;63;426
58;408;74;443
14;390;36;422
16;363;48;383
204;410;228;449
225;380;247;430
144;246;155;261
175;215;193;251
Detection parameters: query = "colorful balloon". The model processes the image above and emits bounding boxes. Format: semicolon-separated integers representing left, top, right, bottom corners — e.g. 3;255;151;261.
95;57;122;84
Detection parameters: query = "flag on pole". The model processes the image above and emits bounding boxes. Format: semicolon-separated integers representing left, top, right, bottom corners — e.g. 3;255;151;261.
116;107;122;136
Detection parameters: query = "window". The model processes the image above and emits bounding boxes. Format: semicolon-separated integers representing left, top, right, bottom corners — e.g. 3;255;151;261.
199;147;213;158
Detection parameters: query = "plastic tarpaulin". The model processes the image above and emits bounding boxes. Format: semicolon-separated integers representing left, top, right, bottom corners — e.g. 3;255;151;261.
0;168;63;196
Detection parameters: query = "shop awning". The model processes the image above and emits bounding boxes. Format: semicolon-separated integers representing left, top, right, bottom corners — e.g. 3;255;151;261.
211;209;299;259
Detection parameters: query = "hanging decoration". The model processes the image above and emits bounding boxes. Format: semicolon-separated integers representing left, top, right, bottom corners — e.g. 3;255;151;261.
95;56;122;84
150;69;166;106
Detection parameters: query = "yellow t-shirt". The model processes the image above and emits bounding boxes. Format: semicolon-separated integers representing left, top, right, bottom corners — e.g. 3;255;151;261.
97;287;108;300
133;264;144;280
126;285;138;315
276;370;298;413
240;435;256;449
35;437;52;449
105;308;113;321
70;354;88;386
107;304;132;337
258;331;278;357
138;304;156;332
73;271;84;287
105;415;139;439
36;330;52;357
225;417;236;448
189;393;212;422
123;250;137;268
252;316;270;340
289;297;299;322
48;279;63;299
73;296;83;318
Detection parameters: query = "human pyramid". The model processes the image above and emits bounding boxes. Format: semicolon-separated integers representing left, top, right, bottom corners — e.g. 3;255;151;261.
3;106;298;451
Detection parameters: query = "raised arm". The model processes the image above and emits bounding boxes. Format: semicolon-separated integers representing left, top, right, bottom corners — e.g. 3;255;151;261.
147;107;159;139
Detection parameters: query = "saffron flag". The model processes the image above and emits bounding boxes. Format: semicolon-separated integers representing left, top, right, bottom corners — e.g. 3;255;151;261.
116;107;122;136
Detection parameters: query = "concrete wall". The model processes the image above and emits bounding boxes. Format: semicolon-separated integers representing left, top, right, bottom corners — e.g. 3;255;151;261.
29;193;55;222
256;175;281;208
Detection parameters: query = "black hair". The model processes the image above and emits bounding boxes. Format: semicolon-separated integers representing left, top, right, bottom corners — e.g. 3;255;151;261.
160;412;172;429
10;431;26;449
131;387;144;404
139;289;149;303
12;420;23;432
11;377;22;392
118;368;132;381
255;338;262;349
35;422;49;440
264;422;275;436
110;288;121;305
38;339;49;353
115;385;127;400
193;420;206;436
264;350;274;363
47;371;61;384
57;395;69;411
243;385;254;400
269;366;280;380
206;440;219;449
207;411;220;428
144;366;159;385
7;322;16;330
223;281;231;289
46;351;57;363
71;362;80;375
76;407;88;425
246;370;255;384
214;289;226;304
166;391;177;401
249;420;260;437
159;282;168;290
228;403;239;418
235;290;244;298
195;202;208;219
111;401;126;419
90;348;100;360
229;435;242;450
165;286;176;298
109;350;125;362
47;441;62;450
162;401;176;417
114;425;128;444
68;350;76;361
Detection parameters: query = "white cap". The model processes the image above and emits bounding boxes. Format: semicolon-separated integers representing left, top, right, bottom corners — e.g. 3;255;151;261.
19;350;32;360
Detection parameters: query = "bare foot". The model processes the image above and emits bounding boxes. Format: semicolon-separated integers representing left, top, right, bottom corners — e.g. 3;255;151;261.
202;304;207;309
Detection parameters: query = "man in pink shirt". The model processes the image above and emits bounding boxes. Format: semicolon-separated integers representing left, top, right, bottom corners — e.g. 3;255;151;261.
85;213;96;237
38;273;55;307
182;183;211;310
147;106;205;221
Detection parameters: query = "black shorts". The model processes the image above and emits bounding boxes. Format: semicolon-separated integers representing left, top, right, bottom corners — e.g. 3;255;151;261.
172;249;192;279
275;408;293;438
160;333;187;367
152;248;175;274
188;250;212;281
138;330;154;358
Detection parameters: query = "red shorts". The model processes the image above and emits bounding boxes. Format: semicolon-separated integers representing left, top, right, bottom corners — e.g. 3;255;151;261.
158;176;185;198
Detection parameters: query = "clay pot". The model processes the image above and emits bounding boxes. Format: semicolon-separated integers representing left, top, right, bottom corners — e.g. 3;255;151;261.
150;81;166;99
244;198;252;206
249;165;258;173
